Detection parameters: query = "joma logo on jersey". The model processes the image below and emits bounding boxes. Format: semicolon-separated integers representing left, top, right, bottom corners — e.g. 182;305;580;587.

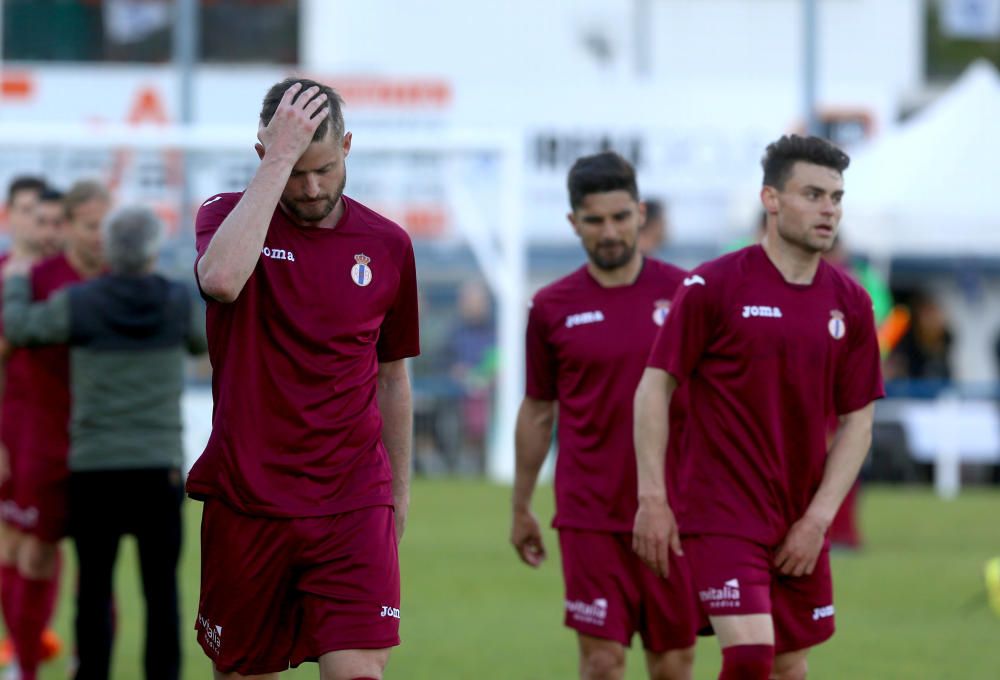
812;605;835;621
565;310;605;328
380;606;401;619
742;305;783;319
262;247;295;262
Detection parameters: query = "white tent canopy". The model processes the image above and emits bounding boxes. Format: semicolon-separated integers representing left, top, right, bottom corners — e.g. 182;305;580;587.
844;60;1000;257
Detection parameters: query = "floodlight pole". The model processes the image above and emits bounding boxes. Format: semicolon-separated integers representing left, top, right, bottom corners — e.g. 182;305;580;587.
803;0;820;136
174;0;199;237
634;0;652;78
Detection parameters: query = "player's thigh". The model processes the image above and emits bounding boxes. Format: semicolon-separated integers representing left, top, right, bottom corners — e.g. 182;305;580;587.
558;530;636;646
318;648;391;680
683;534;775;648
576;634;626;680
772;648;809;680
634;546;699;653
196;500;299;676
772;545;835;655
292;506;400;668
0;520;24;564
644;646;695;680
17;533;59;579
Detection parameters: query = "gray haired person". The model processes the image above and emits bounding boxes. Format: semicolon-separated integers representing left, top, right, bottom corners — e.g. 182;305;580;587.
2;206;207;680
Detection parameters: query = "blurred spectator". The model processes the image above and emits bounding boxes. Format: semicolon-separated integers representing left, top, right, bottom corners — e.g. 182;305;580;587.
447;279;497;472
411;286;452;476
886;290;954;388
824;236;894;325
638;198;668;255
821;235;895;550
2;206;206;680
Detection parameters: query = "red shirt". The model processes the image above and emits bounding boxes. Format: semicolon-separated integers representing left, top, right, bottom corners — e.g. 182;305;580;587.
187;193;420;518
526;259;687;532
648;245;884;545
1;253;82;476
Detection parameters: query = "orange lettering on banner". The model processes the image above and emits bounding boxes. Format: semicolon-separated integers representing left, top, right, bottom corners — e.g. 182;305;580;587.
1;72;34;100
402;205;448;237
301;75;452;109
128;87;169;124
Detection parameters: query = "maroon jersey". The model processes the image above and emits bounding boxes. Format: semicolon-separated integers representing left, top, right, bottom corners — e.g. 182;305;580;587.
3;254;81;472
648;245;884;545
526;259;686;532
188;193;420;518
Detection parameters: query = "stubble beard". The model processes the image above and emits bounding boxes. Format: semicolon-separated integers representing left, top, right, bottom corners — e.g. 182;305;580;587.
283;170;347;226
587;240;637;271
776;220;835;255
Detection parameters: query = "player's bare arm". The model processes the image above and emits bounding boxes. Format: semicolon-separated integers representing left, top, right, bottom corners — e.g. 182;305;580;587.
632;367;682;579
377;358;412;542
510;396;556;568
775;401;875;577
197;82;329;302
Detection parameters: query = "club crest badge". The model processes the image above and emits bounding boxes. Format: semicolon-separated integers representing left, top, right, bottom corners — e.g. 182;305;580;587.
828;310;846;340
652;299;672;326
351;253;373;287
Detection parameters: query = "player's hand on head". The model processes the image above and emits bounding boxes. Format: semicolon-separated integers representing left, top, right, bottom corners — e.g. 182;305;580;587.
774;514;826;577
256;82;330;162
511;509;547;568
632;497;682;579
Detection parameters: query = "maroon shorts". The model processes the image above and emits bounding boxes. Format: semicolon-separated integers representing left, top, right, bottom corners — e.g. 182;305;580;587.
195;500;401;675
684;534;835;654
4;450;69;542
559;529;698;652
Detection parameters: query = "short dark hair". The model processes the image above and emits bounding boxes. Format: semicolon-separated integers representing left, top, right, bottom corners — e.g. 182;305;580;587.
7;176;45;204
761;135;850;189
260;78;345;142
567;151;639;210
39;187;64;203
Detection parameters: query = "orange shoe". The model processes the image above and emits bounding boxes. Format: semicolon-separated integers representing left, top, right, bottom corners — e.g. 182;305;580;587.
0;637;11;666
40;629;61;662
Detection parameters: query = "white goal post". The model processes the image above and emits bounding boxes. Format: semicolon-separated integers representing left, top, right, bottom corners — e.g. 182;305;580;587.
0;122;527;482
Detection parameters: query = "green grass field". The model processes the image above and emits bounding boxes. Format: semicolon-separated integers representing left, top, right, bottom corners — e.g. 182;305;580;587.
31;482;1000;679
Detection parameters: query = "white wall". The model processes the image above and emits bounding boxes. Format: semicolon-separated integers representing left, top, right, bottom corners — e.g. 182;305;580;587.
303;0;922;95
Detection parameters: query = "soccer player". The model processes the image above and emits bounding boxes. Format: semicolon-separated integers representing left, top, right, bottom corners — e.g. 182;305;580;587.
190;78;419;680
0;175;48;672
1;176;47;541
0;179;109;680
632;135;883;680
511;151;697;680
